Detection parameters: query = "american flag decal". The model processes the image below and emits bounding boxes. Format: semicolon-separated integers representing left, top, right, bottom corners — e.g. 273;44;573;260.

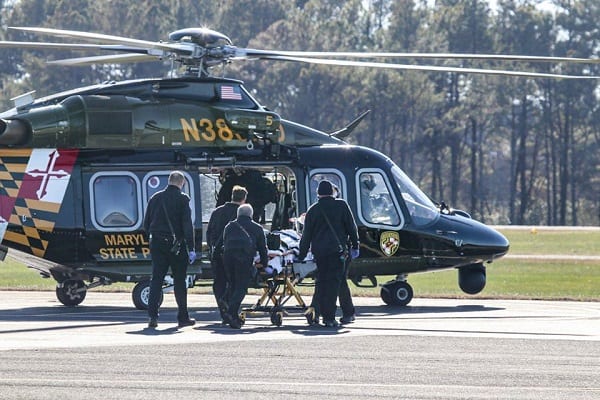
220;85;242;100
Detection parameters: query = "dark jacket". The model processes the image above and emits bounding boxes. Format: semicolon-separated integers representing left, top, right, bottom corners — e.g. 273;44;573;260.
206;202;240;249
223;215;269;267
298;196;359;259
143;185;195;251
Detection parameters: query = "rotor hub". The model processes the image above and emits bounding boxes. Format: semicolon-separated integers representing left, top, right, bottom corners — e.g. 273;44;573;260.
168;28;232;46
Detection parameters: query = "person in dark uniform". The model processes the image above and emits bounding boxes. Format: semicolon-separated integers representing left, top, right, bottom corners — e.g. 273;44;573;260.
298;180;359;328
308;184;357;325
143;171;196;329
206;185;247;324
222;204;268;329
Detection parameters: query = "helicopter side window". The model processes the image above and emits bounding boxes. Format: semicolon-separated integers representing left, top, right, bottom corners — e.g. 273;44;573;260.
142;171;195;224
91;173;141;230
358;172;400;226
307;171;344;205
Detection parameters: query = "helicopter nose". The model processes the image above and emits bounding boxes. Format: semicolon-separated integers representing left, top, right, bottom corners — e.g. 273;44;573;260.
471;225;510;259
437;215;510;260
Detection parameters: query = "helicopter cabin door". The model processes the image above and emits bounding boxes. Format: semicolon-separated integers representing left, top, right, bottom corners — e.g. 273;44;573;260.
353;169;430;274
85;171;145;267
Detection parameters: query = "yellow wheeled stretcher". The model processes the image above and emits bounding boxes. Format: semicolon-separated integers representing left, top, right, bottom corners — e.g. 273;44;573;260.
241;252;316;327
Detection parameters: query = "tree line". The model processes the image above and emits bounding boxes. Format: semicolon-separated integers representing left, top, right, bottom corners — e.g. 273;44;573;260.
1;0;598;225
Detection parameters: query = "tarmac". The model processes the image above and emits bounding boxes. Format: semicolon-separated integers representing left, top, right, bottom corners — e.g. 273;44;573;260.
0;291;598;399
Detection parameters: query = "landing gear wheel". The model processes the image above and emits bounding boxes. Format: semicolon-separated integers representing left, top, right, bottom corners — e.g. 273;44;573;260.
132;281;163;310
270;309;283;327
380;281;413;306
56;279;87;306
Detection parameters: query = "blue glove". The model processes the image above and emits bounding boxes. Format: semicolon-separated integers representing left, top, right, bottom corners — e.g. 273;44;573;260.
350;248;360;260
188;251;197;264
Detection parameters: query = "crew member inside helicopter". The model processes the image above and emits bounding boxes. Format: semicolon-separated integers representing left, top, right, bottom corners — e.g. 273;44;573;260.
216;168;278;224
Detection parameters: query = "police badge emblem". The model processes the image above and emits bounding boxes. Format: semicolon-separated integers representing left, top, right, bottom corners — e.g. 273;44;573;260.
380;231;400;257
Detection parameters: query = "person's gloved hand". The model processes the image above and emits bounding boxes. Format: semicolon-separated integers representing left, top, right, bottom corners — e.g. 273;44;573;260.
350;248;360;259
188;251;197;264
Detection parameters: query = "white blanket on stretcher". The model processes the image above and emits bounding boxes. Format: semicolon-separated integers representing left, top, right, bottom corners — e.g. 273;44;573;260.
254;229;313;274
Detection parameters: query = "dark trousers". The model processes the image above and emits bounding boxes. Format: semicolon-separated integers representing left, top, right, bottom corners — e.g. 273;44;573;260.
223;252;254;319
338;259;355;317
211;252;228;319
148;237;189;322
315;253;344;323
310;258;354;319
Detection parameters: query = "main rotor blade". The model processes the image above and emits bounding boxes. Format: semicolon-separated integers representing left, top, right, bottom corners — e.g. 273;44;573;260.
8;27;189;54
0;41;107;50
47;53;159;66
242;49;600;64
258;56;598;79
0;41;168;57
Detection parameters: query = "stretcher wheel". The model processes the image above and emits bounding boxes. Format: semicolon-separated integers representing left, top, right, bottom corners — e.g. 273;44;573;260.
304;307;318;326
270;310;283;327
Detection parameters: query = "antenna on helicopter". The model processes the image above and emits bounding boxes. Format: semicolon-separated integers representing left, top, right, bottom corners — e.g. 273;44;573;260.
329;110;371;140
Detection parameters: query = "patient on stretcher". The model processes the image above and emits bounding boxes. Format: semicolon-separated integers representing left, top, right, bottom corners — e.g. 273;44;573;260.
253;229;315;280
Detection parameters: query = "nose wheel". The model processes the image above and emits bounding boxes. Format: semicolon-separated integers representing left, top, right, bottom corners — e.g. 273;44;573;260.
380;280;413;306
132;280;164;310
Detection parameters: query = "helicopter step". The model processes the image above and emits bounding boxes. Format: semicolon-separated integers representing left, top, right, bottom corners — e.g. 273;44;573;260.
350;274;378;288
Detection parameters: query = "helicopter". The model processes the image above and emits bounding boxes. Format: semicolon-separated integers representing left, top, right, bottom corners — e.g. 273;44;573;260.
0;26;596;309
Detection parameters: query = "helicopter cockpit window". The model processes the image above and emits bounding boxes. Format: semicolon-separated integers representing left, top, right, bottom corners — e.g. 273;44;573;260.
358;172;400;226
391;165;438;226
91;173;141;230
308;171;344;205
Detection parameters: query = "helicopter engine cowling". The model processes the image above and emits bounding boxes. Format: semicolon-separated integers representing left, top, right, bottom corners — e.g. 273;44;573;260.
0;99;85;147
458;263;486;294
0;118;31;145
0;95;131;148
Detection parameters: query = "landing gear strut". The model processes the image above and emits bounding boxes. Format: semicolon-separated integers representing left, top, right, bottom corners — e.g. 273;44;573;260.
380;277;413;306
55;276;111;307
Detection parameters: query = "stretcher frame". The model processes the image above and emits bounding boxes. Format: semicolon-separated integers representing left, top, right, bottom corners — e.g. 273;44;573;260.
241;260;316;326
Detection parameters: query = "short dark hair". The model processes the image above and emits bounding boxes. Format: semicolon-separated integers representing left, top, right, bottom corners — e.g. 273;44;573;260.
231;185;248;203
317;180;333;196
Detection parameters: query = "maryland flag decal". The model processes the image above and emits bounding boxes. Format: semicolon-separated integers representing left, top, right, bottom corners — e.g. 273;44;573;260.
379;231;400;257
0;148;78;257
